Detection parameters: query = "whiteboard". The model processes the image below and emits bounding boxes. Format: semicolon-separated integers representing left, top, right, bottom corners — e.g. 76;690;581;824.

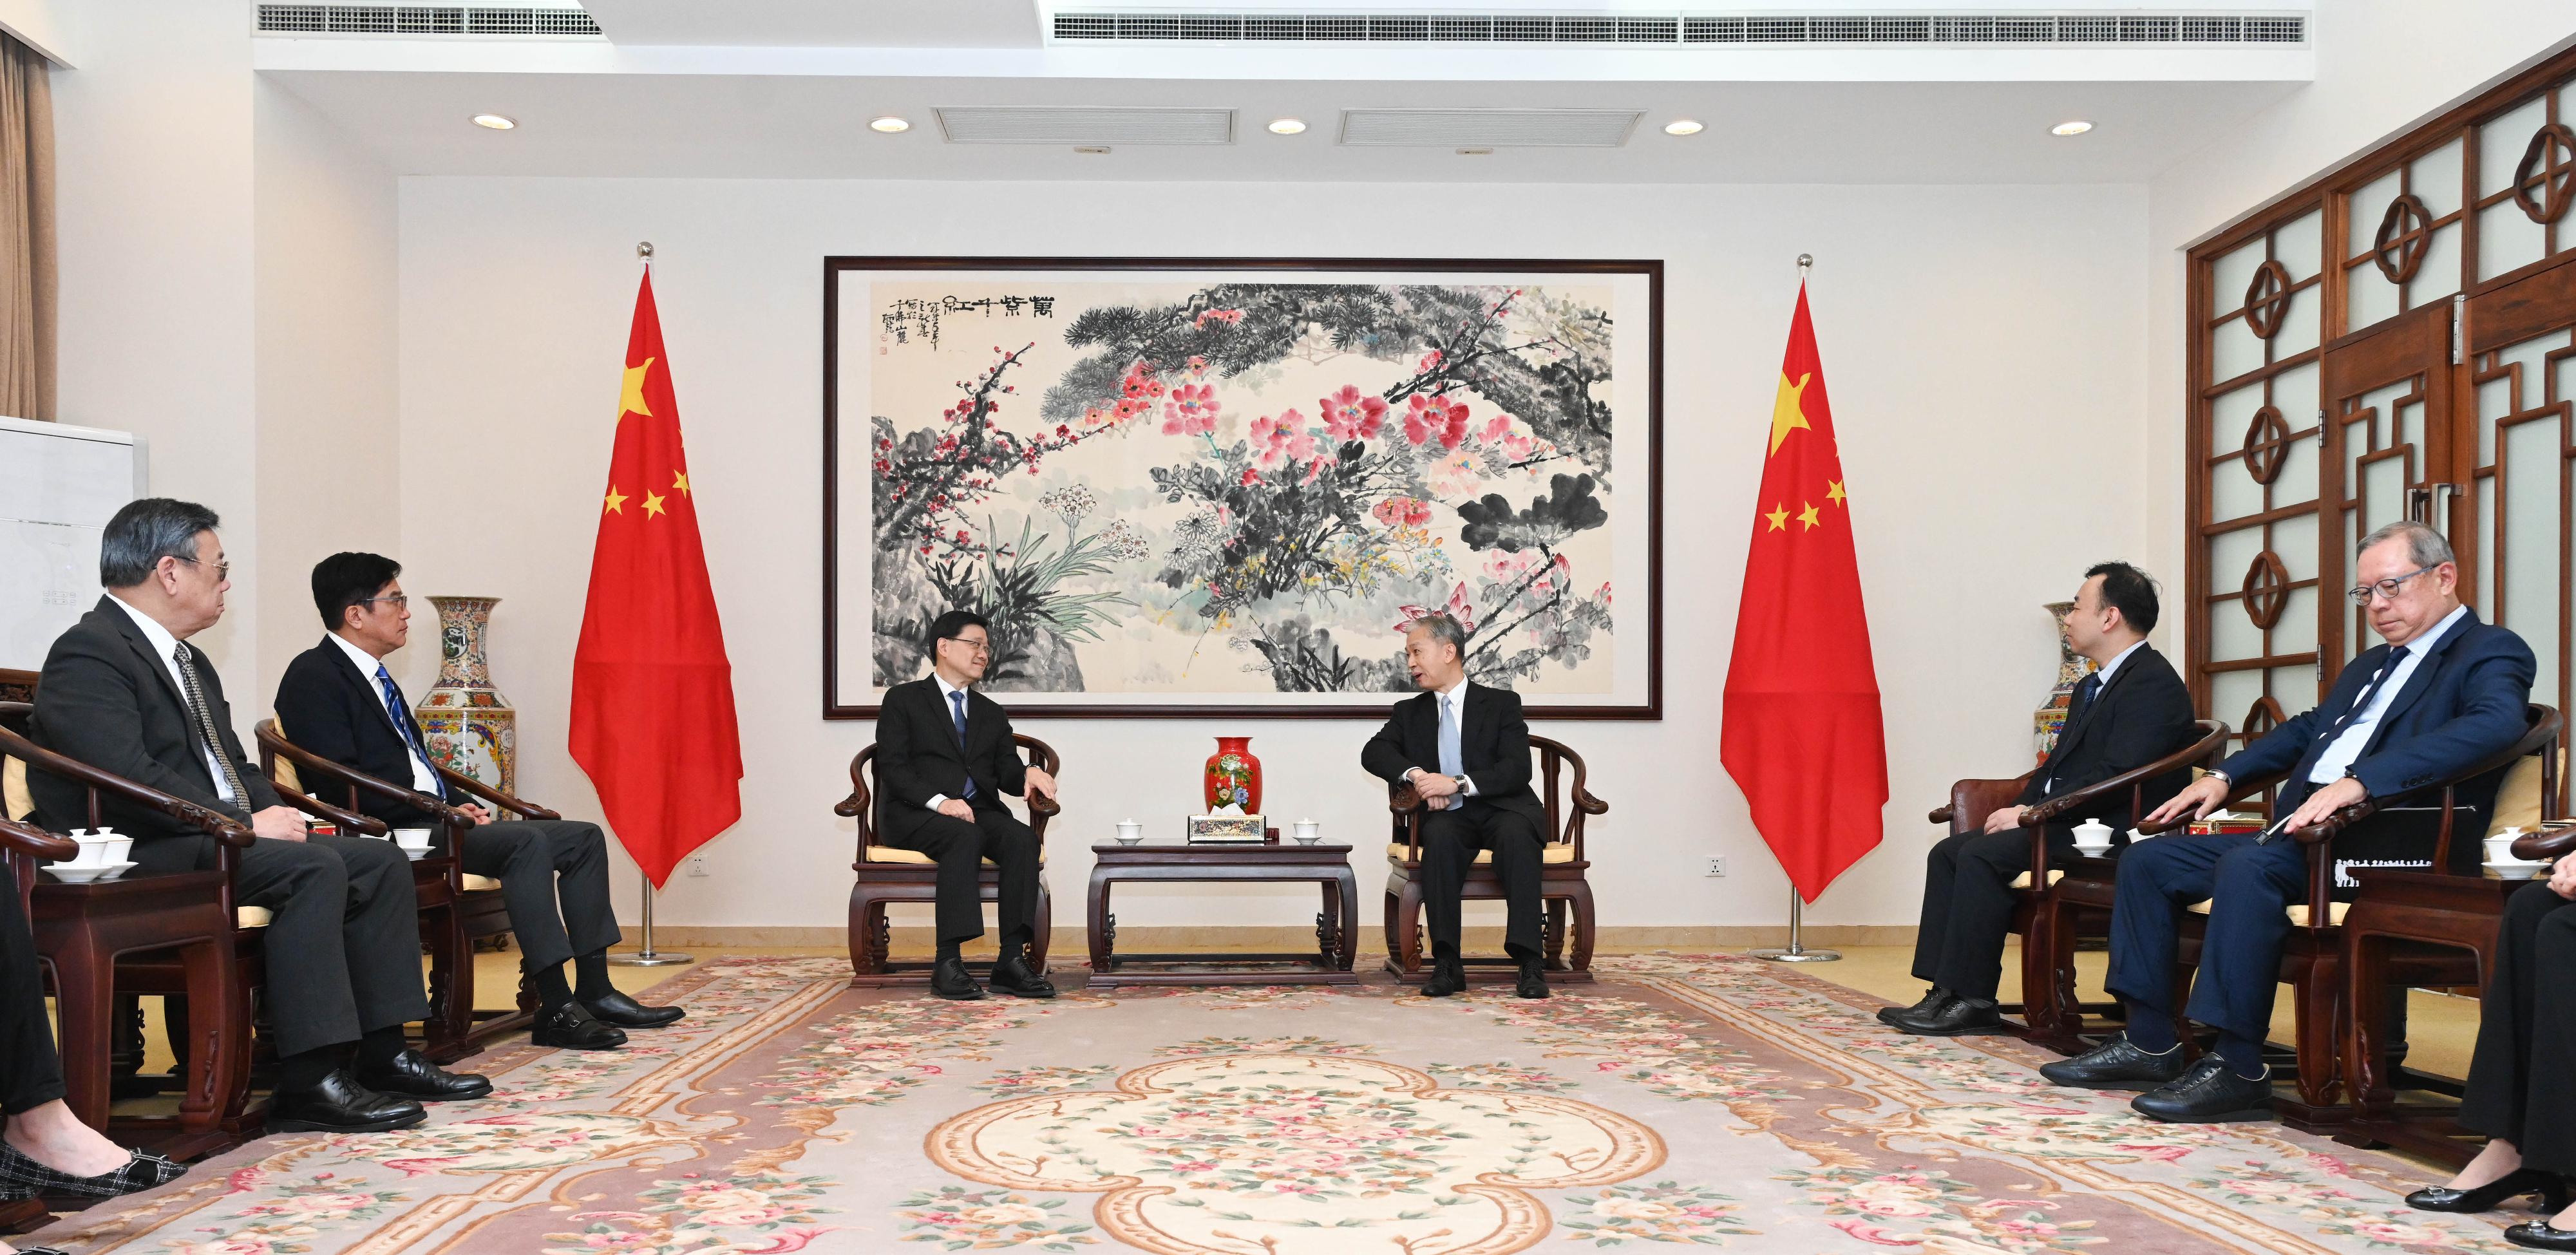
0;415;146;670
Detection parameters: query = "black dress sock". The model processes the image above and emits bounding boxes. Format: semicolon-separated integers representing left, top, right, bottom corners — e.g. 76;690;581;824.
2123;1005;2179;1053
2216;1033;2268;1079
357;1025;410;1070
573;950;613;1002
531;964;575;1011
1431;940;1461;961
278;1046;341;1093
936;940;962;963
996;929;1032;963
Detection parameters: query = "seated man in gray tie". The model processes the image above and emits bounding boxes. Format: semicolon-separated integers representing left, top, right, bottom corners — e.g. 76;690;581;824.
1362;612;1555;999
274;552;683;1052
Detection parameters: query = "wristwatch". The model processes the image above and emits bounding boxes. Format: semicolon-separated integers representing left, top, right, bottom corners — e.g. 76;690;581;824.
2206;769;2231;788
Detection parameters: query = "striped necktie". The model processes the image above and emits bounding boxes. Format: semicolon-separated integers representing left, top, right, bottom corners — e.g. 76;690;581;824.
173;642;250;806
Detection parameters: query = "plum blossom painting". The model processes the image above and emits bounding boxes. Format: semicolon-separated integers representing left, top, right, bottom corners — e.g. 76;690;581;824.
825;258;1661;717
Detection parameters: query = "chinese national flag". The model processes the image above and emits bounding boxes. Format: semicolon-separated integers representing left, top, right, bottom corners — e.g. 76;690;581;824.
569;272;743;888
1720;282;1888;903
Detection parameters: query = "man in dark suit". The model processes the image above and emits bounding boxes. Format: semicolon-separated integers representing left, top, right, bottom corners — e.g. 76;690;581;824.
2043;521;2536;1122
1888;561;2197;1036
26;500;489;1134
1363;611;1555;1000
873;609;1059;1001
273;552;681;1053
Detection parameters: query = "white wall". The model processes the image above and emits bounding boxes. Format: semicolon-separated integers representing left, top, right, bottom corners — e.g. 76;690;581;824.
396;175;2151;932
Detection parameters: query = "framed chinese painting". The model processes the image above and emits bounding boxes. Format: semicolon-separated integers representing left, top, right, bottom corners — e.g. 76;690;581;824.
823;256;1662;719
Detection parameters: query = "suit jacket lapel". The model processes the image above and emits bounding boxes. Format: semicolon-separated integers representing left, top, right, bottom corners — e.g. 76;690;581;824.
2366;612;2474;750
100;599;189;715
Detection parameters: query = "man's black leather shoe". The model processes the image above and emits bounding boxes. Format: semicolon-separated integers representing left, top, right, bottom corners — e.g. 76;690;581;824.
1422;957;1467;998
2130;1055;2275;1123
531;1003;629;1051
989;954;1058;999
2037;1032;2190;1090
267;1070;427;1133
2506;1221;2576;1250
1516;960;1551;999
1879;989;1951;1026
583;988;685;1028
356;1048;494;1100
1891;997;2005;1036
932;955;986;1001
2407;1168;2570;1214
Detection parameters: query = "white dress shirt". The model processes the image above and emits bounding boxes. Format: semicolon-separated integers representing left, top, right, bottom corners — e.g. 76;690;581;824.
1405;677;1479;800
107;594;237;804
2306;603;2470;785
925;673;971;811
328;631;442;793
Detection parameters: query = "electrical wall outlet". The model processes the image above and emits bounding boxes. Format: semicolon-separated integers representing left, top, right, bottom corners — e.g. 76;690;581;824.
1704;856;1726;877
687;854;710;878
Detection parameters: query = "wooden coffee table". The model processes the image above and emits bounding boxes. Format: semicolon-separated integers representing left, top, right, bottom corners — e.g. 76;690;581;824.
1084;840;1360;986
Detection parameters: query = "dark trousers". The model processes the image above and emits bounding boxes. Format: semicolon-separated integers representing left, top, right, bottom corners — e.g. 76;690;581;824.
1419;803;1546;959
133;833;430;1059
451;820;620;972
2104;832;2304;1043
1;862;65;1115
2460;882;2576;1173
1912;826;2071;1002
884;806;1041;949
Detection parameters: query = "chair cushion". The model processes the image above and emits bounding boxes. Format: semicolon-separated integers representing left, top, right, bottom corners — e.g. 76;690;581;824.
2007;869;2067;890
1386;842;1580;865
863;845;1043;869
3;756;30;823
269;755;301;794
2184;897;2349;927
460;873;502;892
239;906;272;929
2485;749;2564;839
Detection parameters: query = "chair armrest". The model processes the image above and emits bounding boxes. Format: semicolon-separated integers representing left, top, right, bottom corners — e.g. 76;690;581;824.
0;816;76;862
434;764;560;821
1028;791;1061;818
833;791;866;818
2515;827;2576;862
0;724;252;847
2023;721;2233;829
1390;784;1425;814
1935;776;2027;831
2132;767;2293;837
273;786;390;837
258;721;480;828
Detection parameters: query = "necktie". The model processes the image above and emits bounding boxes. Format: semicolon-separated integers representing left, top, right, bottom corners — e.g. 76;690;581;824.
377;665;444;797
2067;672;2102;727
1439;693;1464;811
949;689;977;800
2315;645;2410;746
2263;644;2412;840
173;643;249;807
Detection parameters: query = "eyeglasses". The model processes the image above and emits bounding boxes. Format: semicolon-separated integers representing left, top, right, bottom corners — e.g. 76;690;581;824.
175;556;231;581
2347;565;2436;605
356;594;410;610
942;636;992;657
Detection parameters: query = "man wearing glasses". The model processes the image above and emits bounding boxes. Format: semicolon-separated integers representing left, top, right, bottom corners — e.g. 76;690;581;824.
274;552;682;1057
2041;520;2533;1122
872;610;1060;1000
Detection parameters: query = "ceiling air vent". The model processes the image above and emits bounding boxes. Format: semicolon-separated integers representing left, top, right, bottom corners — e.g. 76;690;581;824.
255;5;599;35
1338;108;1642;149
1051;10;2306;46
933;107;1236;145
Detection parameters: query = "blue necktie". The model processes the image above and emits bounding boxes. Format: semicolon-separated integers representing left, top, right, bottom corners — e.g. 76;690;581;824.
377;665;443;798
2266;644;2410;834
1439;693;1464;811
949;689;976;800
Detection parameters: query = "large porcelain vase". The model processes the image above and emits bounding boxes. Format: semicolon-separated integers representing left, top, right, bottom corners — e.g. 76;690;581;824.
418;596;518;794
2034;599;2097;764
1203;736;1262;813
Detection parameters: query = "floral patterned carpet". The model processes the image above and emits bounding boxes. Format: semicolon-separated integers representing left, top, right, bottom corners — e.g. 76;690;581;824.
19;954;2525;1254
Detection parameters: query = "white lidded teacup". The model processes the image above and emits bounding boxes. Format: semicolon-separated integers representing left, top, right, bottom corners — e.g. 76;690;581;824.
2070;818;2115;854
71;826;133;867
393;827;434;860
1113;819;1143;845
1293;818;1321;844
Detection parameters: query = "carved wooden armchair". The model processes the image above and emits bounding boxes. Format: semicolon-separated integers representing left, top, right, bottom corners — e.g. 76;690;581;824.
838;734;1061;985
1926;719;2231;1050
0;811;70;1235
1383;733;1607;983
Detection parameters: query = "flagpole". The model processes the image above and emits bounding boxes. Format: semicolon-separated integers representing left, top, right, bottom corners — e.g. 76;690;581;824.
610;869;692;967
1749;886;1841;963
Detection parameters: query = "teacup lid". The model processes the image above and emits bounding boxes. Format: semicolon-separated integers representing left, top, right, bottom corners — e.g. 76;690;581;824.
68;828;88;837
2494;827;2526;838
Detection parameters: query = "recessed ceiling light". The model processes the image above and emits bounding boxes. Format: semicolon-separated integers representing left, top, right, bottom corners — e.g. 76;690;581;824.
1267;117;1307;135
471;114;516;130
1456;147;1493;156
1074;146;1112;154
1664;119;1704;137
869;116;911;134
2052;120;2094;137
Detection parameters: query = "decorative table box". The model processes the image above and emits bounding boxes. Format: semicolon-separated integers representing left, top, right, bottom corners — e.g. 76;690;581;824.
1187;814;1267;844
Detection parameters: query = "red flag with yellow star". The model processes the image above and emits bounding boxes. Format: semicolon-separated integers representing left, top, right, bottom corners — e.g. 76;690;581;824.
1721;281;1887;903
570;270;743;888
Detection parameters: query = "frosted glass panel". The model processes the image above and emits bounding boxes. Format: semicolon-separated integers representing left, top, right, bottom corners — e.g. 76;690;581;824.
2275;432;2319;506
2271;586;2320;657
2211;314;2264;381
2410;222;2461;305
2481;199;2547;280
2211;240;2264;314
2212;456;2264;520
2209;593;2266;662
2499;417;2564;701
2210;669;2262;732
2479;373;2511;466
2273;511;2320;581
2270;665;2318;717
2398;393;2425;458
2413;138;2465;218
2273;361;2320;426
2363;455;2407;536
2352;171;2402;251
2479;477;2497;613
2481;99;2548;195
2211;381;2264;451
2275;211;2323;282
2349;258;2401;329
2273;282;2319;355
2210;523;2266;584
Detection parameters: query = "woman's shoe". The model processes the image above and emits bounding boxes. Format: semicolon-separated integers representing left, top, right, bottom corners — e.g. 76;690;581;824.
2407;1168;2570;1214
0;1140;186;1199
2505;1220;2576;1251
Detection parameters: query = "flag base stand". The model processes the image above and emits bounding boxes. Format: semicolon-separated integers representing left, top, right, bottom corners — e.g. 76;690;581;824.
1748;888;1841;963
608;871;694;967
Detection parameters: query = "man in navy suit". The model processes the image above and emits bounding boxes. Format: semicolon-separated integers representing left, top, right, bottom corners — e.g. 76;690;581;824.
2041;521;2535;1121
873;609;1059;1001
